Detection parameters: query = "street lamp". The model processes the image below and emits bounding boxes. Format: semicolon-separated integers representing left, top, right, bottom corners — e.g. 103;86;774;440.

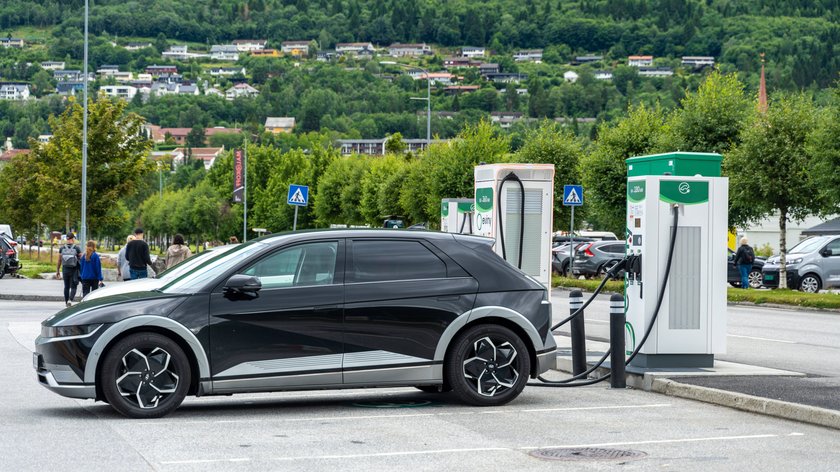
379;61;431;145
80;0;89;243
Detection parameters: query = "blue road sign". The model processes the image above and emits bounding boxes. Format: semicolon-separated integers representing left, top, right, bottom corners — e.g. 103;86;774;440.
287;184;309;206
563;185;583;206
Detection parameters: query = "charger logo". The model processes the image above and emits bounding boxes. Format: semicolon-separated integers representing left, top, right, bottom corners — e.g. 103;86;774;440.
678;182;690;194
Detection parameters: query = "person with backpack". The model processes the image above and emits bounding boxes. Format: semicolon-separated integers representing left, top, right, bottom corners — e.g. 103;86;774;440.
734;236;756;289
79;240;104;297
56;233;82;307
125;228;153;279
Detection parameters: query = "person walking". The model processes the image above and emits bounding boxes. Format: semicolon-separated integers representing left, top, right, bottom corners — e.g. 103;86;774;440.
79;240;104;297
165;234;192;269
56;233;81;307
125;228;153;280
734;236;756;289
117;234;135;281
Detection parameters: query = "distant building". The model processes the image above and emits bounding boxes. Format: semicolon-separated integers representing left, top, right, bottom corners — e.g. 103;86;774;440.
638;67;673;78
0;37;24;48
55;82;85;95
172;147;225;170
461;46;485;58
210;67;246;77
336;138;444;156
146;65;178;76
38;134;52;144
574;55;603;64
490;111;525;129
40;61;65;71
478;63;500;75
281;41;311;56
563;70;579;83
513;49;542;62
225;83;259;100
0;83;30;100
250;48;281;57
484;72;528;84
336;42;375;56
682;56;715;68
123;42;152;51
443;57;478;69
54;70;94;81
100;85;138;100
412;71;458;86
628;55;653;67
443;85;479;95
162;45;191;60
264;117;296;134
210;45;240;61
594;70;613;80
388;43;432;57
233;39;268;52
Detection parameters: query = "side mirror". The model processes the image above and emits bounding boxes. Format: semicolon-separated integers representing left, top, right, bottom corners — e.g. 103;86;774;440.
821;248;833;257
224;274;262;294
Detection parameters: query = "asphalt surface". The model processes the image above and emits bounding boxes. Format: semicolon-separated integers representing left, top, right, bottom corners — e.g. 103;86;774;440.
3;301;840;471
551;289;840;412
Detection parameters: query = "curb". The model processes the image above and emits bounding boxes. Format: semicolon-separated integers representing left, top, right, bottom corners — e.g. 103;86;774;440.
0;294;64;302
651;378;840;431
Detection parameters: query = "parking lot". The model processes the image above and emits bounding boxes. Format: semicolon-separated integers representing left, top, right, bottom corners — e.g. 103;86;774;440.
1;301;838;471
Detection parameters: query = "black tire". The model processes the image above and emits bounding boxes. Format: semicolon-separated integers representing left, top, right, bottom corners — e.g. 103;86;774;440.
415;385;451;393
561;261;570;277
100;332;191;419
748;270;763;289
445;324;530;407
799;274;821;293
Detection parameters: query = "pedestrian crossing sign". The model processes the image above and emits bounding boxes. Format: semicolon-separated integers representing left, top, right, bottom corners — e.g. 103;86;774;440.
287;184;309;206
563;185;583;206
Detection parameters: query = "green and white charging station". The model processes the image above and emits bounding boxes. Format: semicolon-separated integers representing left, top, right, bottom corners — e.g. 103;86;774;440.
625;152;728;368
474;163;555;292
440;198;475;234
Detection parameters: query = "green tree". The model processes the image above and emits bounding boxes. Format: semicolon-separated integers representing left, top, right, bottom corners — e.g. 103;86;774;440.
581;104;667;235
807;88;840;210
726;95;826;289
186;124;206;148
385;132;407;155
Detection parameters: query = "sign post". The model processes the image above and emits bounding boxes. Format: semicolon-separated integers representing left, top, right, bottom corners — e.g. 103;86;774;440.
563;185;584;276
287;184;309;231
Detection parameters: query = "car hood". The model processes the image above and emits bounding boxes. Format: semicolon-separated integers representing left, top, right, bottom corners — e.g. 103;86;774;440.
765;252;808;264
82;278;164;302
43;290;190;327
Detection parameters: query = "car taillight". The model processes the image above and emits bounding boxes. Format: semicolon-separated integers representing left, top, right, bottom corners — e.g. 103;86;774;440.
5;250;14;256
581;244;595;257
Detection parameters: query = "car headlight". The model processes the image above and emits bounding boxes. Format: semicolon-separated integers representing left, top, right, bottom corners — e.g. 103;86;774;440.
41;324;102;339
786;258;803;265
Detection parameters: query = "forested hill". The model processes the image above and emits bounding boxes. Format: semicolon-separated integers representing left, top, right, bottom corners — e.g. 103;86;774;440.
3;0;839;88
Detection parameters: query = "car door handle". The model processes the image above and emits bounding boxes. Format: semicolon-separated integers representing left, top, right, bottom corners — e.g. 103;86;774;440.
313;305;340;313
437;295;460;301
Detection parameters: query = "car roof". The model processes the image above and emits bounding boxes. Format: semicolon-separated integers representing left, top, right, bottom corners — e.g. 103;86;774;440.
253;228;492;246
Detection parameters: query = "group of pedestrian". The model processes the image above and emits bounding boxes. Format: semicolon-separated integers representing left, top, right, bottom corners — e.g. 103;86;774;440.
56;233;104;307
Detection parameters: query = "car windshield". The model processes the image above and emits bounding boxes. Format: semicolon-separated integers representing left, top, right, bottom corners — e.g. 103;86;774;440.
787;237;829;255
156;245;238;280
160;242;267;294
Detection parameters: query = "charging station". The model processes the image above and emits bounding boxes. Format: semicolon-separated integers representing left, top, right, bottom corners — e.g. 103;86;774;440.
624;152;728;368
474;163;555;291
440;198;474;234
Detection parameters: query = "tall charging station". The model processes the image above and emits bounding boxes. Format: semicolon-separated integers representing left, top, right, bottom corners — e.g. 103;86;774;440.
625;152;728;368
474;163;555;291
440;198;475;234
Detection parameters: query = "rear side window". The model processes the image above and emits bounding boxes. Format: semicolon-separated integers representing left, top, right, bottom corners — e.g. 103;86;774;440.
602;244;625;254
350;240;446;283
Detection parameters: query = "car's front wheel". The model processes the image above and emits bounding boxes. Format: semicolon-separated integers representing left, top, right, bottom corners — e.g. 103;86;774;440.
799;274;821;293
100;332;191;419
445;325;530;406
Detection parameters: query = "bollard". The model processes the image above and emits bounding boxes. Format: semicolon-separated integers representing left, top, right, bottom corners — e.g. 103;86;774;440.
609;293;626;388
569;290;587;376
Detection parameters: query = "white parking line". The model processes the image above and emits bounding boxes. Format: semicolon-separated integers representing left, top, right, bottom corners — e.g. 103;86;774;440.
728;334;796;344
159;432;803;465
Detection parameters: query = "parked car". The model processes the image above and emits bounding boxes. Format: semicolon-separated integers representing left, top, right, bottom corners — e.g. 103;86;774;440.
35;230;556;418
81;244;239;302
551;242;589;276
0;234;21;278
578;231;618;241
727;248;765;289
382;216;406;229
762;236;840;293
551;235;594;248
571;240;626;278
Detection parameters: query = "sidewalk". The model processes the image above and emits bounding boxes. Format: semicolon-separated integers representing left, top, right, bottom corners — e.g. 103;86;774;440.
0;278;127;302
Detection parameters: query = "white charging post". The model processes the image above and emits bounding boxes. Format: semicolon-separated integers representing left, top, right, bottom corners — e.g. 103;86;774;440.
440;198;475;234
625;152;728;368
474;164;555;292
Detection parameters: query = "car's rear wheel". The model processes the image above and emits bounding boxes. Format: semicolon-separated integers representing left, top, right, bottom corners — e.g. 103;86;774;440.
799;274;821;293
445;325;530;406
101;332;190;419
748;270;763;289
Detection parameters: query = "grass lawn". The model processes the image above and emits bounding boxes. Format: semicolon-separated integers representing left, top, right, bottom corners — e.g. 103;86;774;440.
552;276;840;311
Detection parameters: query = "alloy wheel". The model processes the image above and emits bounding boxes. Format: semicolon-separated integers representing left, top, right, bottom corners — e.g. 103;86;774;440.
748;270;763;289
115;347;180;409
462;336;520;397
800;276;820;293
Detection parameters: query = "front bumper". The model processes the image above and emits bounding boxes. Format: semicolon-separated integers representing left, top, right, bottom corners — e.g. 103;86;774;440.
33;326;105;400
33;352;96;399
762;268;800;289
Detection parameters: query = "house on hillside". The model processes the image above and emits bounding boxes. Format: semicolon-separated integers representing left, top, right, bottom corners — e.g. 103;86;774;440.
0;84;30;101
54;70;94;81
56;82;84;95
443;85;479;95
210;67;246;77
281;41;311;56
479;63;500;75
162;45;191;60
490;111;525;128
388;43;432;57
443;57;478;68
594;70;613;80
172;147;225;170
0;37;24;48
250;48;281;57
574;55;603;64
233;39;268;52
40;61;65;71
210;45;240;61
461;46;485;58
225;83;259;100
682;56;715;69
484;72;528;84
100;85;137;100
336;42;375;56
124;42;152;51
264;117;296;134
628;55;653;67
146;65;178;76
563;71;579;83
513;49;542;62
638;67;673;78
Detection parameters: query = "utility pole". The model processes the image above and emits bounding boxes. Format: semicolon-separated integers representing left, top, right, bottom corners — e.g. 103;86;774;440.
80;0;89;243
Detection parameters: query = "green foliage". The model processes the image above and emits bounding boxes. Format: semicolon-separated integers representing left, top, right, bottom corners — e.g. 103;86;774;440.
807;88;840;208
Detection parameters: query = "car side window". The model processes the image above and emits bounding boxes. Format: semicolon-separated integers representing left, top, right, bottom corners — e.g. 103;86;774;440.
241;241;338;289
605;244;625;254
350;240;446;283
826;239;840;256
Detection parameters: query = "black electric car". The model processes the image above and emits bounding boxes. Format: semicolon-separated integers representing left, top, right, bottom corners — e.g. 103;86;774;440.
35;230;555;418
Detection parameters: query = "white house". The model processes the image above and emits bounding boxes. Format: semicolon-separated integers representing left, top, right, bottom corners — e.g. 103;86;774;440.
38;134;52;143
594;70;613;80
210;67;246;77
461;46;485;58
628;55;653;67
682;56;715;68
124;42;152;51
0;84;30;100
162;45;191;60
638;67;673;78
233;39;268;52
210;45;240;61
563;70;579;83
0;37;24;48
388;43;432;57
336;42;375;56
225;83;259;100
40;61;65;71
101;85;138;100
513;49;542;62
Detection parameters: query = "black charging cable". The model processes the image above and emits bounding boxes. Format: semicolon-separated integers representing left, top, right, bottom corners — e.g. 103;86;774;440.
497;173;525;269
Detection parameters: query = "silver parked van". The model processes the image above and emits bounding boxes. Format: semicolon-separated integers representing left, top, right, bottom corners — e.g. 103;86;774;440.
762;236;840;293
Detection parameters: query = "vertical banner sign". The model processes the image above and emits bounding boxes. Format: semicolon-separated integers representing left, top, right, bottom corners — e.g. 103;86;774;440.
233;149;244;203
